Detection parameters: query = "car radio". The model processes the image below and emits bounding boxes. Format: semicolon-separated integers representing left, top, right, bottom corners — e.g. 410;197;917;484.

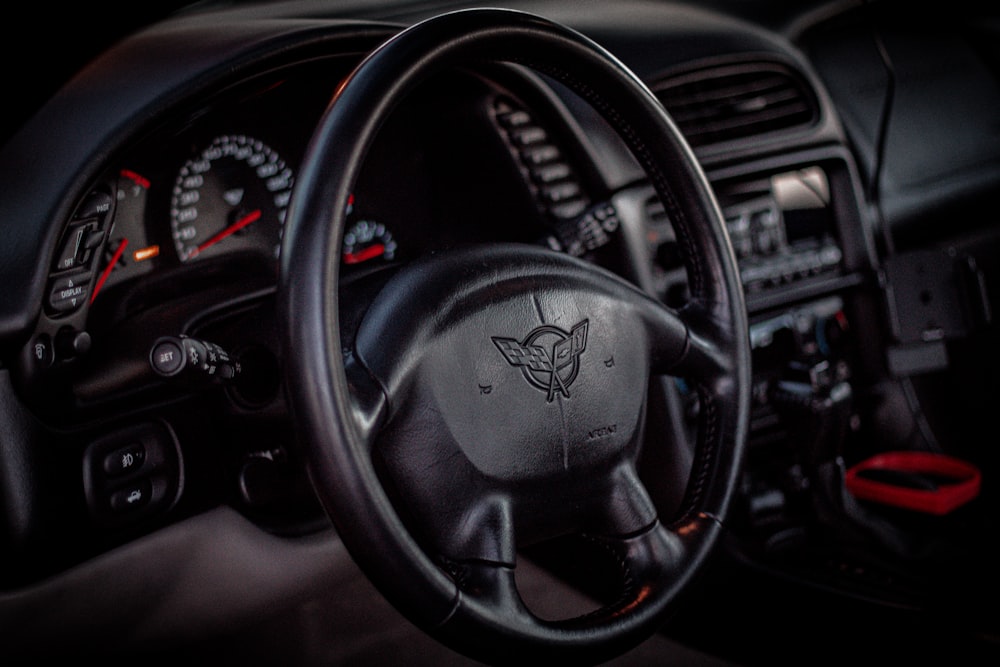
644;165;846;308
718;166;843;293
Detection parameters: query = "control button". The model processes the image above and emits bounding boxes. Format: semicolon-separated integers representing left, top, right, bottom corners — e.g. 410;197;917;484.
593;204;620;232
740;264;768;284
109;479;152;514
150;339;185;376
54;223;89;271
102;443;146;477
753;227;777;254
82;227;106;251
47;273;91;314
727;214;753;258
752;206;780;229
53;220;105;272
75;190;114;221
820;245;843;267
31;334;54;368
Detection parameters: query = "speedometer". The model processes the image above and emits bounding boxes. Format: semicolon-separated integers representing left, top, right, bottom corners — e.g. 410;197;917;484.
170;135;293;262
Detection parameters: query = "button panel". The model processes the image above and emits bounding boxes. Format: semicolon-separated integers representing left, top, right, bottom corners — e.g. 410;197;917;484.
17;183;118;405
44;188;114;317
82;421;182;527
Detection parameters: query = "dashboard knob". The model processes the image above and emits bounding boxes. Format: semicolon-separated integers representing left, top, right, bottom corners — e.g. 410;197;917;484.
56;328;91;359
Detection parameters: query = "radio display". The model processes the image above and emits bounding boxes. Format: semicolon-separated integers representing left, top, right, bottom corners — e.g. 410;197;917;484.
717;166;842;291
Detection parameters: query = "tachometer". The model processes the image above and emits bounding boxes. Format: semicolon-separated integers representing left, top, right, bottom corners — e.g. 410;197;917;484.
170;135;293;262
343;219;397;266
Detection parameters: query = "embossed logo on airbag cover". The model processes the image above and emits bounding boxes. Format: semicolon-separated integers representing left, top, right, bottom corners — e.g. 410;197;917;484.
492;320;589;402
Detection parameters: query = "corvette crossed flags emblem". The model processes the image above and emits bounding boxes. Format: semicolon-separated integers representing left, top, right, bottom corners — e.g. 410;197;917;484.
492;319;589;402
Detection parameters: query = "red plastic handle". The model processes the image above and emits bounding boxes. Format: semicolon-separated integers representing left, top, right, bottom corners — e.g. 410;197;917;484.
844;451;981;515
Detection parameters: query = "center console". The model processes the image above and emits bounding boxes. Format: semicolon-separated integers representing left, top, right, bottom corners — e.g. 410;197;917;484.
620;146;907;596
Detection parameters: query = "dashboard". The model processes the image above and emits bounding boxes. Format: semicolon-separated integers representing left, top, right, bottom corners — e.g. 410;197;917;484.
0;0;884;589
9;45;629;565
17;26;870;578
24;58;555;407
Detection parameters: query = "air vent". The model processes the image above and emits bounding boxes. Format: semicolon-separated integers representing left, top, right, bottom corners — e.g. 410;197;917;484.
652;61;818;147
492;97;591;221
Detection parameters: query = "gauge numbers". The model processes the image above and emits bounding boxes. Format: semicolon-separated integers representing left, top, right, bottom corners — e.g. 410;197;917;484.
171;135;293;262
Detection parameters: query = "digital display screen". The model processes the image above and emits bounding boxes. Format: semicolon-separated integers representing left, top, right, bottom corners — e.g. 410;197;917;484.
772;167;834;246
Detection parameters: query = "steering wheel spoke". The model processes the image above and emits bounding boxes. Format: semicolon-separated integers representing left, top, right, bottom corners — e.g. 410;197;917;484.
666;308;737;382
572;521;687;622
343;353;389;448
585;462;660;537
452;560;533;617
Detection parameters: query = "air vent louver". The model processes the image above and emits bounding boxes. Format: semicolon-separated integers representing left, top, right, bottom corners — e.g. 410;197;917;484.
653;61;818;147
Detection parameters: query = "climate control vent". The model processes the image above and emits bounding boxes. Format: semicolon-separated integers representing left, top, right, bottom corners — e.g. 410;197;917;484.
492;97;591;222
652;60;818;148
493;97;621;258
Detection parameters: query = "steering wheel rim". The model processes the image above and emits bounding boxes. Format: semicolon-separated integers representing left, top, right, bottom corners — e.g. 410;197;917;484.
280;8;750;665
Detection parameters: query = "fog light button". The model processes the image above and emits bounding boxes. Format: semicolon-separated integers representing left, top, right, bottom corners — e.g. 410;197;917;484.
103;443;146;476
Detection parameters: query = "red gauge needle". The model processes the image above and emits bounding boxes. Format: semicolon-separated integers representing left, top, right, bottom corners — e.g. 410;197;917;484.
194;209;262;256
91;238;128;304
343;242;385;265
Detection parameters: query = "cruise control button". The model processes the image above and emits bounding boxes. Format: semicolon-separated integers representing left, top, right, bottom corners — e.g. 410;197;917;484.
150;339;185;375
53;223;89;271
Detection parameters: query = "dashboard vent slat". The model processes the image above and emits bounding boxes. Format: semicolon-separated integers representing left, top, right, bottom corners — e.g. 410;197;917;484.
653;61;818;148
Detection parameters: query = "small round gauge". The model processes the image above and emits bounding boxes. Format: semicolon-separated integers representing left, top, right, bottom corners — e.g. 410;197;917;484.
170;135;293;262
342;220;397;266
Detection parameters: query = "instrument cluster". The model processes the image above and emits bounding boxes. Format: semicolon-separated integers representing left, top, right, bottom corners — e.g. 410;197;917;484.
87;58;415;311
25;54;569;421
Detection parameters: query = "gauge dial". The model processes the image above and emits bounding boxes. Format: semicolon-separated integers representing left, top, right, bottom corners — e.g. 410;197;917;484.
343;220;397;266
170;135;293;262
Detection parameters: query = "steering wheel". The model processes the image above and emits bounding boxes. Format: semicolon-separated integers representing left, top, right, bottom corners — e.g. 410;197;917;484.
279;8;750;665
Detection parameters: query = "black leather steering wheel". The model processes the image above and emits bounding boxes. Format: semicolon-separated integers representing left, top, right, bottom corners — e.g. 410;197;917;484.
280;8;750;665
